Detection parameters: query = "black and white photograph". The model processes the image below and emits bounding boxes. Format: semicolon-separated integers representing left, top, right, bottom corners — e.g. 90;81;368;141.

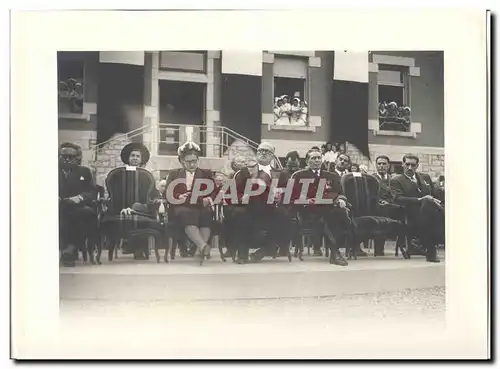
10;9;490;360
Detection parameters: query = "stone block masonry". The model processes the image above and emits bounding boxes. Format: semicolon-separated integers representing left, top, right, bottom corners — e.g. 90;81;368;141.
346;145;445;181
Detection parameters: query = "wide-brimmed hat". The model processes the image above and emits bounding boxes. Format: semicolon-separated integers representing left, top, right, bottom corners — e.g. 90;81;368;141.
120;142;150;166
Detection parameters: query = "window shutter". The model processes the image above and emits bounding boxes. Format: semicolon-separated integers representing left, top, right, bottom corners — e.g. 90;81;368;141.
273;57;308;79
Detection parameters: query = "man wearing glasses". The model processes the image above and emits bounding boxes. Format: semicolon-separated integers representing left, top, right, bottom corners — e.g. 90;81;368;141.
59;142;96;267
390;154;444;263
234;142;292;263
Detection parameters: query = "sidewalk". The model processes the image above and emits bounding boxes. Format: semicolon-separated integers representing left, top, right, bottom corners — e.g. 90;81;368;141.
60;247;445;301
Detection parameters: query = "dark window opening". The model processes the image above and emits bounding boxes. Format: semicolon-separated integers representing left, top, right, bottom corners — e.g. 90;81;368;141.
158;80;206;156
58;59;84;114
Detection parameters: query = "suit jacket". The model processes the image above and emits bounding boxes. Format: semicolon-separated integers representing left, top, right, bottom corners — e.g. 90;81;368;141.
290;168;345;205
390;172;435;207
373;172;394;203
59;165;94;204
165;167;215;206
234;166;290;205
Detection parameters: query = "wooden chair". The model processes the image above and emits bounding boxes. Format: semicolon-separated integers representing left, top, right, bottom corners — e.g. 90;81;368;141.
100;167;164;263
341;172;409;260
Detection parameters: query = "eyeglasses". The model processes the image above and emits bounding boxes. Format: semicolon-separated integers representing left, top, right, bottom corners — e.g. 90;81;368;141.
60;154;77;160
257;149;272;155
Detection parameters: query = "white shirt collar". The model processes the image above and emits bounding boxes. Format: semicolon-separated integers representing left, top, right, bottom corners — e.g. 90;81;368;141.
405;174;417;182
258;164;272;175
185;170;195;190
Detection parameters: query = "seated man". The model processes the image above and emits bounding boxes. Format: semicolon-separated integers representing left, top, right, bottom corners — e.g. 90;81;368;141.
332;153;366;257
290;148;349;266
59;142;96;267
371;155;406;256
390;154;445;263
233;142;292;263
283;151;301;176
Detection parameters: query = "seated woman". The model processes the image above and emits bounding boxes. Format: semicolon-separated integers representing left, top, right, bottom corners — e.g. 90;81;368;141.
103;142;160;260
165;140;216;265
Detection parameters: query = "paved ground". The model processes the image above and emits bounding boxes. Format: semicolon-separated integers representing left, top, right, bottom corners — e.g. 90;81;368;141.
58;287;446;359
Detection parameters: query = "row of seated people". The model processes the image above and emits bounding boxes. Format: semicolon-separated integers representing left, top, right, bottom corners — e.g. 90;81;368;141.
281;149;445;258
58;140;445;267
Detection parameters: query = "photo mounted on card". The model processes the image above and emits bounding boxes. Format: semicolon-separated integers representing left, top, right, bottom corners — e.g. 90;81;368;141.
7;8;485;361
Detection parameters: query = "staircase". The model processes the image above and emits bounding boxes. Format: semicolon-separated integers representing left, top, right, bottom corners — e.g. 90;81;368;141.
88;124;280;185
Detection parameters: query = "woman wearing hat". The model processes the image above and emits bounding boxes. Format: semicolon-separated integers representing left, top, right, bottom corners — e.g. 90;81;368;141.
278;95;291;124
120;142;151;168
105;142;158;260
298;100;308;125
290;97;301;124
273;97;283;124
164;141;216;265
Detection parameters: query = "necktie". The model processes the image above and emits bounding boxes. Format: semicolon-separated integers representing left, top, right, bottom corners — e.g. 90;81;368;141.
314;170;320;177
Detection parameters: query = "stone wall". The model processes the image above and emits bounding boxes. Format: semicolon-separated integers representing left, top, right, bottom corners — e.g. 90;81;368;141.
89;134;132;187
346;145;445;181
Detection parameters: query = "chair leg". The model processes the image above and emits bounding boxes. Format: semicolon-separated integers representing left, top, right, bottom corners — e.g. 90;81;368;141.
95;235;103;265
164;237;172;263
216;235;226;262
152;236;160;263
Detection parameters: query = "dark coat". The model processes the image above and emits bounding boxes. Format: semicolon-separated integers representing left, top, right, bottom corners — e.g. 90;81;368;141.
59;165;94;204
289;168;345;206
164;167;215;206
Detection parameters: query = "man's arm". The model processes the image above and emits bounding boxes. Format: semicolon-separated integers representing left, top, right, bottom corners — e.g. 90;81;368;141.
390;177;421;206
78;166;96;203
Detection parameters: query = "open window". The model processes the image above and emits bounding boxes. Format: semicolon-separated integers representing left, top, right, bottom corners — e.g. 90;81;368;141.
273;56;309;126
58;54;84;115
378;64;411;132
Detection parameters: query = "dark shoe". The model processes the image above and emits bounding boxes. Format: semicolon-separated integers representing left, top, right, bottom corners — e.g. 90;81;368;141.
236;258;248;264
374;251;385;257
354;248;368;257
250;250;265;262
330;250;348;266
199;245;209;265
313;249;323;257
426;246;440;263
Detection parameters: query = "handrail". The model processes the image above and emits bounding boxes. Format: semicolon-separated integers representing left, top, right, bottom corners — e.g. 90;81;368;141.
90;124;151;151
221;126;259;149
89;122;283;169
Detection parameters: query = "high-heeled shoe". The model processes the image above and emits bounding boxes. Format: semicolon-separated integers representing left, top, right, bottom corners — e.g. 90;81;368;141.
199;245;209;266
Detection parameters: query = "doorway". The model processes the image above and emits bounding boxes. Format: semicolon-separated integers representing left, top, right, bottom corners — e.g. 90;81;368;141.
158;80;206;155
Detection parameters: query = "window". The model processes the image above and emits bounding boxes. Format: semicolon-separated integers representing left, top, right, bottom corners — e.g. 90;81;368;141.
378;64;411;132
389;161;403;175
273;56;308;126
159;51;207;73
58;59;84;115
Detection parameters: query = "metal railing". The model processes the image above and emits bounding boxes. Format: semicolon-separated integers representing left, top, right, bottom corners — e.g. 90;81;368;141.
89;123;283;170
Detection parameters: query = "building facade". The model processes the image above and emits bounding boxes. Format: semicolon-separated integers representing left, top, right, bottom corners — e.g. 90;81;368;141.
58;50;444;181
